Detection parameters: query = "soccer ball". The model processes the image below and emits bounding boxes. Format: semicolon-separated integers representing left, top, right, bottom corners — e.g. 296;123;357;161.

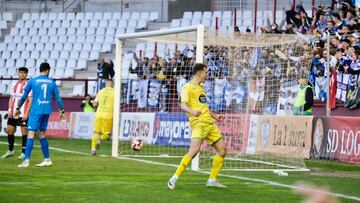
131;139;143;151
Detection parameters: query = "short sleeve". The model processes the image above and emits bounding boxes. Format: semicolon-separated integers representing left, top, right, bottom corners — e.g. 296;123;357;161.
180;86;190;103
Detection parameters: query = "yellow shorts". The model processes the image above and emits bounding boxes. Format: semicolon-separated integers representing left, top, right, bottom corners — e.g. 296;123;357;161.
191;121;222;145
93;117;112;137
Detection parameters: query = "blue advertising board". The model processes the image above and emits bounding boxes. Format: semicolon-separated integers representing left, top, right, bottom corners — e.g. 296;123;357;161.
152;113;191;147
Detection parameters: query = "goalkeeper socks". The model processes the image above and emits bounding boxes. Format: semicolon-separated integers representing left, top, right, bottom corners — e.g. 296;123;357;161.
8;134;15;151
175;154;192;177
40;138;50;159
209;154;224;179
22;134;27;153
25;138;34;160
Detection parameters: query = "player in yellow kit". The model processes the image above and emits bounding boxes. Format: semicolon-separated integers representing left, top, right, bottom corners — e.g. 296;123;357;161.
91;79;114;155
168;63;227;189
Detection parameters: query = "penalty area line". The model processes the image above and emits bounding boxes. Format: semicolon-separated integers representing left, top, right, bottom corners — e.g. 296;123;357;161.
0;141;359;202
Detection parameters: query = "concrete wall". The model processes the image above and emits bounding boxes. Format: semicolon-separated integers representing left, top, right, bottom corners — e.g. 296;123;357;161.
168;0;211;20
86;0;169;21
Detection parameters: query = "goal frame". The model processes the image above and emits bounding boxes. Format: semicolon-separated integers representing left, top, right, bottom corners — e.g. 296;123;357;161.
111;25;205;171
111;25;311;172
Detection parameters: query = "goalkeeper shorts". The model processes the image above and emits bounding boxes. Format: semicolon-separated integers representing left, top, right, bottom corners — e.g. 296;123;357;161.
27;114;50;131
191;121;222;145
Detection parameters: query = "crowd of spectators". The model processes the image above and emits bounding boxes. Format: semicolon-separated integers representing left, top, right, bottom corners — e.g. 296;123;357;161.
127;0;359;111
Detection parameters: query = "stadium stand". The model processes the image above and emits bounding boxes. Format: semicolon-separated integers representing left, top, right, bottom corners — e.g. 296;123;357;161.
169;10;286;32
0;11;159;96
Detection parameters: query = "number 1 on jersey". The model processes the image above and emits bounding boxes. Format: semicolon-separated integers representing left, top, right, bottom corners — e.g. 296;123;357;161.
41;84;47;99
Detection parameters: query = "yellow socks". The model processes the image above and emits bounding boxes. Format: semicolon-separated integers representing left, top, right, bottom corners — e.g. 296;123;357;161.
175;154;192;177
209;154;224;179
91;133;99;150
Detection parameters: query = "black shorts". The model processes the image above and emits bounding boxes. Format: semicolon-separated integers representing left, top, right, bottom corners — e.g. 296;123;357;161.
7;117;28;127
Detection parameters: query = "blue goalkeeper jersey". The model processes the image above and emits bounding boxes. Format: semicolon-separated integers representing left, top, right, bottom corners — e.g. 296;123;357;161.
19;75;64;115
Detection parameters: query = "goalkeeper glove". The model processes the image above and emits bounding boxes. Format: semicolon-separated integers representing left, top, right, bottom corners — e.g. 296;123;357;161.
60;109;66;122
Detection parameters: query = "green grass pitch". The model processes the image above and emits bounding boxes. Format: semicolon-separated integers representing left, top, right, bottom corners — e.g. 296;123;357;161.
0;137;359;203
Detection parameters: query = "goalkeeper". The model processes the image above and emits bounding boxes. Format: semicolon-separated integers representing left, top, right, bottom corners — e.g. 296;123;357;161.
16;63;65;168
168;63;227;189
91;79;114;155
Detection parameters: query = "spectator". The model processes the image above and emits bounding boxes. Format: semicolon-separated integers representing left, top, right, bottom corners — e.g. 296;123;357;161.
97;58;114;91
156;58;167;80
80;94;95;112
293;74;314;116
131;57;149;79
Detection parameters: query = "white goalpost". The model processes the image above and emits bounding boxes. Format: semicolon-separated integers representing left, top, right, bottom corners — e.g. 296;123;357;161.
112;25;312;172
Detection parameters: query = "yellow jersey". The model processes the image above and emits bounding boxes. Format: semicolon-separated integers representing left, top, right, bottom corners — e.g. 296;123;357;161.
95;87;114;119
181;82;214;126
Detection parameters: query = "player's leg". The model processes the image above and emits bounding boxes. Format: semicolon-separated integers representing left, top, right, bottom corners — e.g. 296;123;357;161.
168;139;202;190
100;118;112;141
18;131;35;168
91;117;102;154
18;119;28;160
168;123;205;190
36;114;52;167
206;139;227;187
18;115;40;167
1;118;16;158
206;124;227;188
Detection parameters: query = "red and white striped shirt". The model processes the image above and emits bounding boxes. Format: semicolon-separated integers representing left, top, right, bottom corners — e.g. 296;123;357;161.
8;80;31;117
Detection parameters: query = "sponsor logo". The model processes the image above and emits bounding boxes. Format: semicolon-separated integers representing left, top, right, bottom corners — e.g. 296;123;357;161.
37;99;50;105
153;113;191;147
123;119;150;138
326;128;360;156
199;94;207;103
312;118;324;158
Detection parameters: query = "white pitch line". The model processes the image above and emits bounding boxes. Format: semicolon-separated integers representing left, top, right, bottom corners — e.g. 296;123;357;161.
115;156;360;202
1;141;359;202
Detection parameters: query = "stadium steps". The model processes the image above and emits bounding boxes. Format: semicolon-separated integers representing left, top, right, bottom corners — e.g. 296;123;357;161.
58;46;116;97
0;21;15;42
59;81;80;97
73;47;115;79
57;21;170;97
147;22;171;31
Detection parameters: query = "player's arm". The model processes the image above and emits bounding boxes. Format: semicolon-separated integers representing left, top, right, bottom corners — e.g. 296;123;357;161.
23;95;32;120
52;81;66;121
180;103;201;117
210;111;225;122
52;81;64;110
8;96;14;117
180;87;200;117
92;95;99;108
16;80;32;116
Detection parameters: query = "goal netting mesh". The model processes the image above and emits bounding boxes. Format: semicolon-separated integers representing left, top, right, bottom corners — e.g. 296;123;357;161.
114;27;312;171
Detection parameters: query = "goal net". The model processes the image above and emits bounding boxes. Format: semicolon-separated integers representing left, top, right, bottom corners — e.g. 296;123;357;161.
112;25;312;171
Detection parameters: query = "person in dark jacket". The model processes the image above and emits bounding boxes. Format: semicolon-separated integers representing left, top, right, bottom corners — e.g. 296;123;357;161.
97;58;114;91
